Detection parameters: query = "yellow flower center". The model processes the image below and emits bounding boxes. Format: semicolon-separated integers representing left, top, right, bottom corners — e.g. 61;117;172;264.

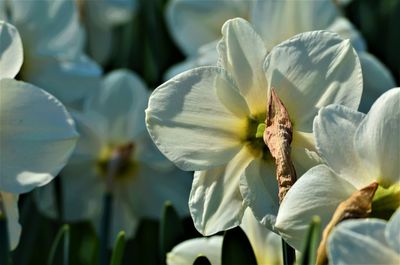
96;142;138;182
244;113;272;161
371;183;400;220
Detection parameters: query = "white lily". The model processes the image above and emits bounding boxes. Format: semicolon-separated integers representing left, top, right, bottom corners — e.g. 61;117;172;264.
167;209;283;265
165;0;395;112
275;88;400;250
146;18;362;235
0;0;102;107
35;69;191;244
0;21;78;249
327;208;400;264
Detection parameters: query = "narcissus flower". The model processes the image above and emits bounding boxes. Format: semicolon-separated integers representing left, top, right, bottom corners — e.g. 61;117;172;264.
36;70;191;243
0;21;78;249
0;0;102;107
328;208;400;264
146;18;362;235
275;88;400;250
166;209;283;265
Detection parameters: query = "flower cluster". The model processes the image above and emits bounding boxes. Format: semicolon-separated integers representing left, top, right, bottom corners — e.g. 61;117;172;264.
1;0;398;264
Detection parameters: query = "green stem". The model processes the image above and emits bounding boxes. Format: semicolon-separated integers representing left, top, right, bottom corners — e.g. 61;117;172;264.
282;239;296;265
99;193;113;265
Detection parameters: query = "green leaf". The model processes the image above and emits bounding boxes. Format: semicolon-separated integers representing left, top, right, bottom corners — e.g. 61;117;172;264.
221;227;257;265
193;255;212;265
159;201;184;262
109;231;126;265
300;216;321;265
47;224;70;265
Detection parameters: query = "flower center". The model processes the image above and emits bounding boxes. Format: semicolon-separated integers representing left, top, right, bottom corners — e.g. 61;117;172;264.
244;113;272;160
96;142;138;182
371;183;400;220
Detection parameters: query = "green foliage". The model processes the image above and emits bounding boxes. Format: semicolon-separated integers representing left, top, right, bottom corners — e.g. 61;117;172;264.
193;256;212;265
300;216;321;265
47;224;70;265
221;227;257;265
109;232;126;265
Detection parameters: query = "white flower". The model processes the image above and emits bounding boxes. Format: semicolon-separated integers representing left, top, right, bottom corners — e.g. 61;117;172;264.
0;0;102;107
167;209;283;265
146;18;363;235
0;21;79;249
328;208;400;264
35;69;191;244
165;0;395;112
275;88;400;250
77;0;138;65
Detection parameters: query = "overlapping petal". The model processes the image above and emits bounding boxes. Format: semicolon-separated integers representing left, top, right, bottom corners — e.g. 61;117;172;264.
275;165;357;250
0;21;23;79
313;104;371;188
264;30;363;132
217;18;268;115
2;192;21;250
189;147;253;235
146;67;248;171
0;79;78;193
354;88;400;186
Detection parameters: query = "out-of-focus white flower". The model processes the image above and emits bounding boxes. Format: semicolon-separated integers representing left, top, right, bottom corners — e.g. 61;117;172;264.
328;208;400;264
275;88;400;250
0;21;79;249
166;209;283;265
76;0;138;65
0;0;102;107
36;69;191;244
165;0;395;113
146;18;362;236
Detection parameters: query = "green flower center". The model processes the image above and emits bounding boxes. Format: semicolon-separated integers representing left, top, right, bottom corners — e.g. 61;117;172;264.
371;183;400;220
244;113;272;161
96;142;138;182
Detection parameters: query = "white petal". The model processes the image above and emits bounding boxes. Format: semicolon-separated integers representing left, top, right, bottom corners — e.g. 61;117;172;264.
291;131;322;176
189;147;253;235
240;208;282;265
10;0;85;58
251;0;339;51
2;192;21;250
240;159;279;230
354;88;400;186
275;165;356;250
0;21;23;79
0;79;78;193
357;52;396;113
166;236;223;265
326;17;367;52
166;0;249;55
22;55;102;105
146;67;248;171
264;31;363;132
86;69;148;143
109;195;139;243
328;219;400;264
119;164;191;220
313;104;372;188
217;18;268;115
386;207;400;254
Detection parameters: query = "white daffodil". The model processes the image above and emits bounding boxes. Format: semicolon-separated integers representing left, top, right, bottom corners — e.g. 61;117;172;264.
76;0;138;65
328;208;400;264
146;18;363;235
0;0;102;107
165;0;395;112
166;209;283;265
275;88;400;250
0;21;78;249
35;69;191;244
